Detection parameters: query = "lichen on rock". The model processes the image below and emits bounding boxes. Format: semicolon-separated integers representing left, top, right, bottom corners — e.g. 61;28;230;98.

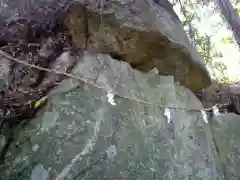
0;52;220;180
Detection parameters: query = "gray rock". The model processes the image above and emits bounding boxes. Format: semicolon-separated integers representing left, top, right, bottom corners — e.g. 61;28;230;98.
0;57;10;92
211;113;240;179
65;0;211;92
0;52;220;180
0;0;211;92
0;135;6;152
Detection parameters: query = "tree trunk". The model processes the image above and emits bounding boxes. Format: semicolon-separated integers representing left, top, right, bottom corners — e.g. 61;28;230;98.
215;0;240;49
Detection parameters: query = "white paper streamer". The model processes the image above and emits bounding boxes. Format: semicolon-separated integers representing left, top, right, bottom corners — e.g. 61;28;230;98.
164;107;171;123
212;106;220;116
201;110;208;123
107;91;116;106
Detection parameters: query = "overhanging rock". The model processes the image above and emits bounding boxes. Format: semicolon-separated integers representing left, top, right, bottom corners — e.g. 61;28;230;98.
0;0;212;92
65;0;212;92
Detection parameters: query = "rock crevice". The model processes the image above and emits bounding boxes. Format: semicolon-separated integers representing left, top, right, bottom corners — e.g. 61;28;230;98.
64;1;211;92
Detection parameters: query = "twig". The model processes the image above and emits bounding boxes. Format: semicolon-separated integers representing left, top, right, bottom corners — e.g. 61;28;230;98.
0;50;96;86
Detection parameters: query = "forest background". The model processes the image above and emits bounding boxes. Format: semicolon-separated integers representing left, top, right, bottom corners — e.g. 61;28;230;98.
171;0;240;83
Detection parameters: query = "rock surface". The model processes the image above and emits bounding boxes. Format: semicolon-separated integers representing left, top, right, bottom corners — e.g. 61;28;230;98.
211;113;240;179
200;83;240;114
1;1;240;180
0;0;212;92
0;52;220;180
64;0;212;92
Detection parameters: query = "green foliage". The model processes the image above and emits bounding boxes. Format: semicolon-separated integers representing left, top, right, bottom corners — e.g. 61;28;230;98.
173;0;231;83
213;61;232;83
221;36;234;44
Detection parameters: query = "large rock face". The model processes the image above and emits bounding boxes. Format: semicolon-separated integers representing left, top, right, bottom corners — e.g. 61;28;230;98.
64;0;212;92
1;1;240;179
0;0;211;92
0;52;220;180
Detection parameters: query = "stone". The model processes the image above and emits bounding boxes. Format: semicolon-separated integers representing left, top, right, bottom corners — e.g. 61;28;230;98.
200;83;240;114
211;113;240;179
64;0;212;92
0;57;10;93
0;52;220;180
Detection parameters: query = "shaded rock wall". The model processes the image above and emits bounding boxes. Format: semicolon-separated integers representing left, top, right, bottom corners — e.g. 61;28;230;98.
200;83;240;114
